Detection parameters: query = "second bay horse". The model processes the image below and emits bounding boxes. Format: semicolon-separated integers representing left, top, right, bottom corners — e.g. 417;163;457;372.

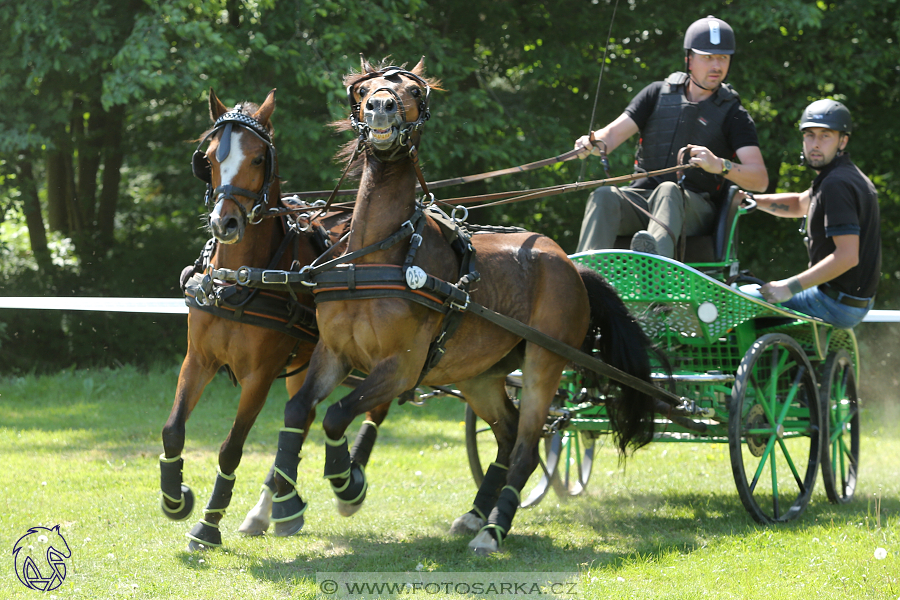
158;88;389;551
269;58;657;555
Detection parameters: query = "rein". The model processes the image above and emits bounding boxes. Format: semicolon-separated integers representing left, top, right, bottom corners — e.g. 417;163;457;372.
434;163;696;210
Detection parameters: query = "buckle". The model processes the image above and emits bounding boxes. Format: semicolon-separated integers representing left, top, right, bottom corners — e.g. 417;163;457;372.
262;270;289;285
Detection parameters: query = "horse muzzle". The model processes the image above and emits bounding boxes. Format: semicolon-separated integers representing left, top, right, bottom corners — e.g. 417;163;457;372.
208;197;246;244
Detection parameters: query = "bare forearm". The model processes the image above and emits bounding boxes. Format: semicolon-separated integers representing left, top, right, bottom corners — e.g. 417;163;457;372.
720;159;768;193
795;248;859;289
753;192;807;218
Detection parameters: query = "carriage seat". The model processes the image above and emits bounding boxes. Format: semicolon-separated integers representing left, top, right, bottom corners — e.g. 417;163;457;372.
613;185;741;265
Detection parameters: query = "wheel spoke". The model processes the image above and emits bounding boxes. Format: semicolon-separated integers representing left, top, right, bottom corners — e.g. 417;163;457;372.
777;437;805;490
748;434;777;493
771;448;780;519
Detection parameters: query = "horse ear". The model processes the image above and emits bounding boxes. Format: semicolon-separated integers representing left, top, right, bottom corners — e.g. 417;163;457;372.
253;89;276;127
209;89;229;122
360;53;375;73
412;56;426;76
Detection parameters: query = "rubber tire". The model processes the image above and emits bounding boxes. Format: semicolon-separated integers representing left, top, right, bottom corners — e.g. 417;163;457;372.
819;350;860;504
728;333;823;524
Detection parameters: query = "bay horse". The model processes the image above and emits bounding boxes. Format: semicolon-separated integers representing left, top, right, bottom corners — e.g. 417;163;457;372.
159;88;389;551
269;57;656;555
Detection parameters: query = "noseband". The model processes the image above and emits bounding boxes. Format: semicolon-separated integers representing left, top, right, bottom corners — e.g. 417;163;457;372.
347;67;431;148
192;107;277;224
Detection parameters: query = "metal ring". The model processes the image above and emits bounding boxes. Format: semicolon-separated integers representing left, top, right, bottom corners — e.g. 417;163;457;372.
420;193;436;207
451;205;469;223
236;266;252;286
299;265;317;288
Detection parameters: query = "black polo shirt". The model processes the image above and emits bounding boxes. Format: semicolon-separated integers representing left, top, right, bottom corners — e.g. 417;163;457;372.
806;153;881;298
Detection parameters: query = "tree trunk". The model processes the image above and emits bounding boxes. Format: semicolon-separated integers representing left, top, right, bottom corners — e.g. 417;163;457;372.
227;0;240;27
77;95;107;230
17;152;53;272
46;151;70;234
96;104;125;250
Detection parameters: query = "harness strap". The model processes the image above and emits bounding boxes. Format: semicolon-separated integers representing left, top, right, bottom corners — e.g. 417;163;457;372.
463;301;684;407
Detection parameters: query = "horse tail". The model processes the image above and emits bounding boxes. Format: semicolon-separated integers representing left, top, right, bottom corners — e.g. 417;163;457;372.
576;265;655;455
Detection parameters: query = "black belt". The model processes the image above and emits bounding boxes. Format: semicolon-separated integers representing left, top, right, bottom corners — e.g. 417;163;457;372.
818;284;871;308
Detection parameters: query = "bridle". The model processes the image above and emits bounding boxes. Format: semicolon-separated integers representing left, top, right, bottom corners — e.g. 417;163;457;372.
347;66;432;153
192;106;277;225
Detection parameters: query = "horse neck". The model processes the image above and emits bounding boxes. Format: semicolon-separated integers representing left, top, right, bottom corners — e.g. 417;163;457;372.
348;154;418;259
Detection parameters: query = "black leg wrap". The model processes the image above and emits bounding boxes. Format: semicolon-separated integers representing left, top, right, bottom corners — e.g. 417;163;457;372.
262;465;277;493
271;428;307;523
349;421;379;468
472;462;508;521
332;462;368;505
274;429;304;487
159;455;194;521
271;491;308;523
205;471;236;513
484;486;520;546
186;520;222;548
323;435;352;480
159;455;185;502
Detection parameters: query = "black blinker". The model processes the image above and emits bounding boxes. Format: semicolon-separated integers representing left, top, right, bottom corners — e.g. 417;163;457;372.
192;150;212;184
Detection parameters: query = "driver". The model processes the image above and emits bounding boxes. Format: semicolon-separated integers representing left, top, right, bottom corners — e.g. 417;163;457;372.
572;15;768;258
743;99;881;328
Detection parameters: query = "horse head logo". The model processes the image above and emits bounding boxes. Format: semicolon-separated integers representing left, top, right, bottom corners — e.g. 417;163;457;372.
12;525;71;591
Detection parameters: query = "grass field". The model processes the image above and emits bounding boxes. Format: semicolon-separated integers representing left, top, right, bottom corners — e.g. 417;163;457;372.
0;364;897;599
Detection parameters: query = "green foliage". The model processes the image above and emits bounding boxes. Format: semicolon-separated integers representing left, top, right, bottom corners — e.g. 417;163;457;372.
1;0;899;370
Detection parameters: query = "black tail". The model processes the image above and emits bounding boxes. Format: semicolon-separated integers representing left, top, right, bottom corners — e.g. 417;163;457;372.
577;265;655;454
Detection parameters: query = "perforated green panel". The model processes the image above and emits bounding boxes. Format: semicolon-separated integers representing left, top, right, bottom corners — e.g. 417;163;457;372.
573;251;807;343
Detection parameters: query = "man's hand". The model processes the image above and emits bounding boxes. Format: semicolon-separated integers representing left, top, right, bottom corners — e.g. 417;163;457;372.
686;145;724;173
574;134;598;159
760;277;803;304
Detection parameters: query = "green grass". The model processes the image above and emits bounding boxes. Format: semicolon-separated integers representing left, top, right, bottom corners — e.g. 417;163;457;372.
0;364;898;599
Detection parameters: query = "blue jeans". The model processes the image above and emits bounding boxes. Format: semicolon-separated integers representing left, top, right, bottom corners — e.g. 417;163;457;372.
781;286;873;329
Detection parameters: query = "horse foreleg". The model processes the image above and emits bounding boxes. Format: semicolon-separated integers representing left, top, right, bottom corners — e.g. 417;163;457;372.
187;375;274;550
160;349;216;523
450;376;518;536
271;343;350;536
321;361;415;517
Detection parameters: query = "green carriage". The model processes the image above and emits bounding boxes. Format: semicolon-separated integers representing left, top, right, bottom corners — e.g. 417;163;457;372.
466;197;860;524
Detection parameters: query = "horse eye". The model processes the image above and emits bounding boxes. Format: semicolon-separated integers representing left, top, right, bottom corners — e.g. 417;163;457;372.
252;156;264;166
411;88;421;98
357;86;368;98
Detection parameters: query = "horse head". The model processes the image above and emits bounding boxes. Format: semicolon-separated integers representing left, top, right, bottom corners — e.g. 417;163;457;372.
344;56;441;158
193;89;278;244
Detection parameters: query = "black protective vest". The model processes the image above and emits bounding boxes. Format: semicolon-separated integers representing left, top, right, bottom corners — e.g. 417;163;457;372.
636;72;739;201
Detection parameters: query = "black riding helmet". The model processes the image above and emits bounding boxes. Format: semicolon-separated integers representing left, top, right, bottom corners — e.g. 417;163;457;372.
684;15;736;55
799;99;853;134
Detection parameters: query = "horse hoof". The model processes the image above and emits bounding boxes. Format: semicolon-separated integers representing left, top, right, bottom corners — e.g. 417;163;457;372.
186;538;211;553
274;515;305;537
449;512;485;536
335;497;364;517
238;488;273;536
468;529;500;556
161;485;195;521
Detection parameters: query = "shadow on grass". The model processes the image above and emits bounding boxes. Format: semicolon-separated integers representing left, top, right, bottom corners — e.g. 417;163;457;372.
193;487;900;585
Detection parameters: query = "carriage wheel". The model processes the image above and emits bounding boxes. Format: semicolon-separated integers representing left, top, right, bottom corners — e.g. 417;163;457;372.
551;430;595;498
464;404;559;508
819;350;860;504
728;333;823;524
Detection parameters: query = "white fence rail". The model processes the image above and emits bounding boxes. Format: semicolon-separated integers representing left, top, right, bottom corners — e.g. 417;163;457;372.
0;297;897;322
